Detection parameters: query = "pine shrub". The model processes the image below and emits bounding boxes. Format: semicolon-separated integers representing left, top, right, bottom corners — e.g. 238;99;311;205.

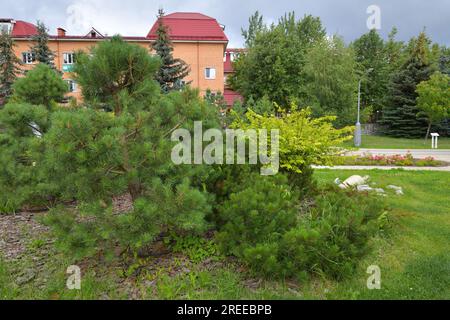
0;103;50;213
216;182;386;280
39;37;219;258
215;173;299;266
279;189;385;279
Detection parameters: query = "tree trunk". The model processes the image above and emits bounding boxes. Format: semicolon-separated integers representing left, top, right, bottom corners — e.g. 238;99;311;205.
425;122;432;142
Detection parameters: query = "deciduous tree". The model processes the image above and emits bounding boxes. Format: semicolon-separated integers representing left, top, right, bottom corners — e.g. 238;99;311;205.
416;72;450;139
230;13;326;107
302;36;358;127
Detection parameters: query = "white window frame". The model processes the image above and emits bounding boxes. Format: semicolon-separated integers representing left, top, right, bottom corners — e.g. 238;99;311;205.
66;79;77;93
22;52;35;64
63;52;76;65
205;67;216;80
0;23;12;34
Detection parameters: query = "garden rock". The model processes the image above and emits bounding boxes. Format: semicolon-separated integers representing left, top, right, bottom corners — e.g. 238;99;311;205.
387;185;404;195
356;185;386;195
335;175;370;189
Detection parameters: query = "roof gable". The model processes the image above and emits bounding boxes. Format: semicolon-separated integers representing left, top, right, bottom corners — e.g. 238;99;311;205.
10;20;38;37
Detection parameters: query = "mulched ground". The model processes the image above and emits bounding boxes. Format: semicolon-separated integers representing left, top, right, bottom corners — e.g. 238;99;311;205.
0;212;51;262
0;195;232;299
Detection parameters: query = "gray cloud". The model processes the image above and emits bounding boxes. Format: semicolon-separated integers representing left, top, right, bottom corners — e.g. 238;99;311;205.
1;0;449;47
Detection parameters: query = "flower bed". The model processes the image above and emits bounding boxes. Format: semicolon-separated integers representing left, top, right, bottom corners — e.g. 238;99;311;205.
333;152;446;167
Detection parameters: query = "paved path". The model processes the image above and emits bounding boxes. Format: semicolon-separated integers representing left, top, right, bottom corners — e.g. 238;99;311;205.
348;149;450;162
313;165;450;172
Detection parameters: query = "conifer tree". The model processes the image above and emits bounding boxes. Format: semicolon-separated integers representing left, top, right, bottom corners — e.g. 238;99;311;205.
31;21;55;69
12;63;67;109
381;32;435;137
152;9;190;93
439;47;450;75
41;37;219;258
0;30;21;105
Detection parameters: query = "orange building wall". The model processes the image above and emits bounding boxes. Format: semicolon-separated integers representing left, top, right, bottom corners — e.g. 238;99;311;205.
12;38;226;102
171;42;225;95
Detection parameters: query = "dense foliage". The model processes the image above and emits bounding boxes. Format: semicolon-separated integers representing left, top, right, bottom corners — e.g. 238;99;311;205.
0;102;51;212
233;12;449;135
74;36;160;114
230;13;326;108
416;72;450;139
216;179;386;279
380;33;436;137
351;29;389;116
302;36;358;126
233;106;354;173
0;31;386;282
11;64;67;108
0;30;22;105
40;38;219;258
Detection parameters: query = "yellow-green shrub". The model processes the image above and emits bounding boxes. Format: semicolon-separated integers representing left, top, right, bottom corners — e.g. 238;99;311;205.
232;106;353;173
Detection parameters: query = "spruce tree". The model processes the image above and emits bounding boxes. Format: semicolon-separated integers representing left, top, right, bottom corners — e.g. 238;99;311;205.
439;47;450;75
31;21;55;69
152;9;190;93
381;32;435;137
0;30;21;105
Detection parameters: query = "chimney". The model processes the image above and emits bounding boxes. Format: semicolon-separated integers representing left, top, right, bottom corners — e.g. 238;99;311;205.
57;27;66;37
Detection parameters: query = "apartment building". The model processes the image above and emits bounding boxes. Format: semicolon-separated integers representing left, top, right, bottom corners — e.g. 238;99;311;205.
1;13;234;103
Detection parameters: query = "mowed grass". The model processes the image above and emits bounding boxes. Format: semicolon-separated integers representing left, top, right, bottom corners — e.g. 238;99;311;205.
1;170;449;300
315;169;450;299
342;135;450;149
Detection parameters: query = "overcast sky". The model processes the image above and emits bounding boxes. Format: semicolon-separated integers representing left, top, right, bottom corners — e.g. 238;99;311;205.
1;0;449;47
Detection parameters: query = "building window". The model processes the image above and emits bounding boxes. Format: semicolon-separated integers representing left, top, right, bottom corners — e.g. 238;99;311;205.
205;68;216;80
63;53;76;65
0;22;12;34
22;52;36;64
66;80;77;93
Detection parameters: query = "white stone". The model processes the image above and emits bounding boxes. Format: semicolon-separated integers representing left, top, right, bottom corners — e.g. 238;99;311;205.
339;175;370;189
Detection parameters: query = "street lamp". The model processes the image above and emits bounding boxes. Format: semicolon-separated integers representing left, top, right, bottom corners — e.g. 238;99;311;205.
354;68;373;147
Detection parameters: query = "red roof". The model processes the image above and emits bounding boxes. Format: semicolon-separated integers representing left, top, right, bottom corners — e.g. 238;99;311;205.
224;89;243;106
11;20;38;37
147;12;228;42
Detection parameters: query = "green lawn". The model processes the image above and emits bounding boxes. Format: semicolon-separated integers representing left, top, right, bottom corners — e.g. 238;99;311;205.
342;135;450;149
1;170;449;300
315;170;450;299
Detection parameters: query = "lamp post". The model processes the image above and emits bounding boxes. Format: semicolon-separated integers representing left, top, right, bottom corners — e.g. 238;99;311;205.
354;80;362;147
354;68;373;147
